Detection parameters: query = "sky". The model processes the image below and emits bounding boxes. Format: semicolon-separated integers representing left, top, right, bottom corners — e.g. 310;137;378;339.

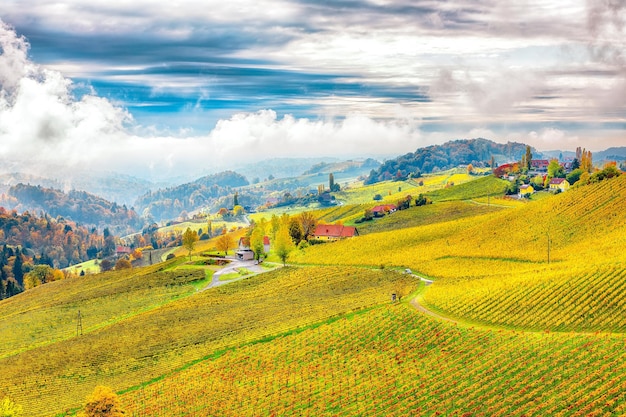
0;0;624;180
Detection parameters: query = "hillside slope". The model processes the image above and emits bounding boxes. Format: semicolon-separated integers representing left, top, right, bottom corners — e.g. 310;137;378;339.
293;175;626;331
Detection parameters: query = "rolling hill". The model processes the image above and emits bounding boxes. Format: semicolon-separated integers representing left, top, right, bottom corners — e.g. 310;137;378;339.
1;168;625;417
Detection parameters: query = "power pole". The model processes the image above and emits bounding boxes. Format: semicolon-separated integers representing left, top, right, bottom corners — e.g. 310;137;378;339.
547;231;551;264
76;310;83;336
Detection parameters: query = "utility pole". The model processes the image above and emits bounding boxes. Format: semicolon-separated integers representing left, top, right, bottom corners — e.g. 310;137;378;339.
547;230;551;264
76;310;83;336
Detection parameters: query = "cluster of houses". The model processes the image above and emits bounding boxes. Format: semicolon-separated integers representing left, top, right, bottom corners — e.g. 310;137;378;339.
519;177;570;197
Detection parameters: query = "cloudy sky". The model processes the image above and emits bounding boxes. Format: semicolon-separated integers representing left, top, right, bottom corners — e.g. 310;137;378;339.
0;0;624;180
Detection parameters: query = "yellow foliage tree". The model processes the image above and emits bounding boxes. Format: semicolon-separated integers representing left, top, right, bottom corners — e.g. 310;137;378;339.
81;386;125;417
182;227;199;260
216;233;234;255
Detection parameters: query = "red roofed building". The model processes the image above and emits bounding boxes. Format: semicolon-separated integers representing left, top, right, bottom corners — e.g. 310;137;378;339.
116;246;131;256
371;204;397;217
313;224;359;241
531;160;550;171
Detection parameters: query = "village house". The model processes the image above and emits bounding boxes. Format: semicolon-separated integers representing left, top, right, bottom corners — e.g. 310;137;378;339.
116;246;132;257
549;178;570;192
531;160;550;171
519;184;534;197
236;236;270;261
313;224;359;241
371;204;397;217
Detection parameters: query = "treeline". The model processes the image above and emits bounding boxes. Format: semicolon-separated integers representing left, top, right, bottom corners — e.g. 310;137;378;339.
0;208;118;298
366;138;529;184
135;171;249;221
1;184;142;235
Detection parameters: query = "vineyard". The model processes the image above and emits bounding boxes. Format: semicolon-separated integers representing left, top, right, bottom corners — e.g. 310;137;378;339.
120;304;626;416
422;263;626;332
2;173;626;417
1;266;417;416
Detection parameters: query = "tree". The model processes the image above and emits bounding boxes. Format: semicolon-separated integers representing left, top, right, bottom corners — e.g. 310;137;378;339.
524;145;532;171
489;155;495;169
12;253;24;289
182;227;198;260
545;159;565;186
274;225;295;266
363;209;374;221
466;164;474;174
250;224;266;261
100;259;113;273
216;233;234;255
415;194;432;206
81;386;125;417
233;205;244;216
0;397;23;417
580;148;593;172
566;168;584;186
288;218;304;245
329;173;335;191
115;258;132;270
233;192;239;207
24;265;56;289
298;212;317;241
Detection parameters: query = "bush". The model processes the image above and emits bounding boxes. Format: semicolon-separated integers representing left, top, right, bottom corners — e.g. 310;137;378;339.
166;253;175;260
199;233;211;241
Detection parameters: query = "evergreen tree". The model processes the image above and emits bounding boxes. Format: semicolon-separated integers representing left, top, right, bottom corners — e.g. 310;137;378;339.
12;253;24;289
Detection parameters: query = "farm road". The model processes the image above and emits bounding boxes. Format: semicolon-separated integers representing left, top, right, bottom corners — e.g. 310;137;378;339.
409;273;460;325
201;257;274;291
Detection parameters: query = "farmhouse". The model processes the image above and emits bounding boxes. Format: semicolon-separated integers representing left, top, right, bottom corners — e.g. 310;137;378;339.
313;224;359;240
371;204;397;217
116;246;131;256
549;178;570;192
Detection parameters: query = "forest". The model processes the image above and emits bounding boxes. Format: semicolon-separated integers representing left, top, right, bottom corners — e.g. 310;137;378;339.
134;170;249;221
1;184;142;235
0;208;113;298
365;138;530;184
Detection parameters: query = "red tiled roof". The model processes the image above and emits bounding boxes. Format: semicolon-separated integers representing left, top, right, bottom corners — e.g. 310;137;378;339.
116;246;131;254
314;224;358;238
263;236;270;245
372;204;397;213
549;178;566;185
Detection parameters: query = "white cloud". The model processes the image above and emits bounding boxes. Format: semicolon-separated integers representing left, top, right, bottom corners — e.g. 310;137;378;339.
0;20;425;180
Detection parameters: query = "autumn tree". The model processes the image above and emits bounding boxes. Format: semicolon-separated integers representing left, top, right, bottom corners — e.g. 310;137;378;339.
580;148;593;172
274;224;295;266
182;227;198;260
216;233;234;255
298;212;318;241
466;164;474;174
114;258;132;270
81;386;125;417
250;224;266;261
24;265;63;289
100;259;113;273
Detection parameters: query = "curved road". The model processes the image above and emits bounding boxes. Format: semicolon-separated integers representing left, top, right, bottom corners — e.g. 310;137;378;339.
202;257;275;291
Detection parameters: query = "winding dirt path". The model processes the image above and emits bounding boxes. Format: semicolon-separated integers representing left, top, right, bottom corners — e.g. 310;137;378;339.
409;274;460;325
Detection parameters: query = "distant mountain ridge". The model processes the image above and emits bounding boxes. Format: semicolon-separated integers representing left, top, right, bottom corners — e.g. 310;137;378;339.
302;158;380;176
365;138;531;184
134;170;249;221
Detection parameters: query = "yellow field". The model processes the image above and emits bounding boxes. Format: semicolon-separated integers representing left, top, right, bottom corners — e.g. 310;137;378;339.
2;266;417;416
